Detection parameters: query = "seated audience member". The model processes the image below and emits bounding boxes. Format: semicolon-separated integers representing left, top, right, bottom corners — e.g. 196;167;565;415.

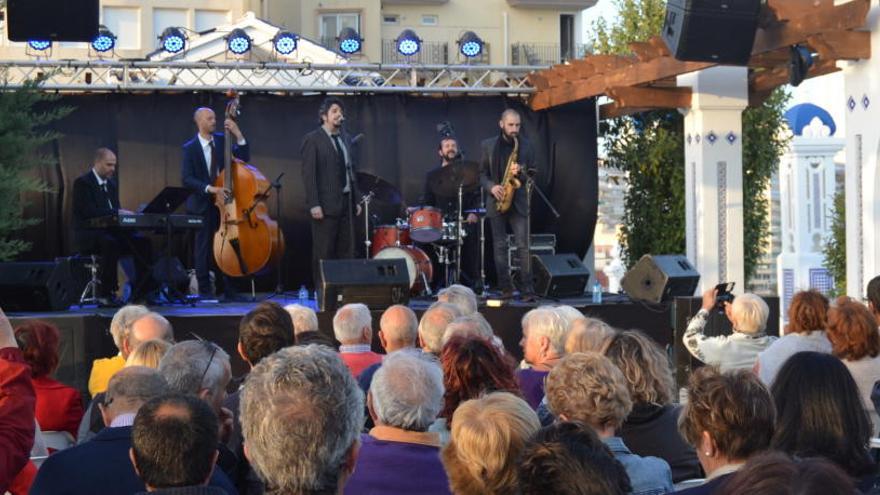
770;351;878;491
125;339;172;368
755;290;832;385
30;367;238;495
676;367;775;495
867;275;880;326
683;289;776;372
605;330;701;483
358;305;419;392
518;421;632;495
441;392;540;495
441;313;496;347
546;352;673;495
517;307;568;408
333;303;383;377
131;394;223;495
88;304;150;395
826;297;880;433
283;303;319;336
437;284;478;315
565;317;615;354
715;452;856;495
240;345;363;494
14;321;83;439
418;302;461;356
295;330;339;349
345;351;450;495
0;306;36;493
432;336;521;443
554;305;587;331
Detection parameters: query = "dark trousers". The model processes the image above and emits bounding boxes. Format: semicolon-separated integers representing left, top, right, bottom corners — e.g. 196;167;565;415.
193;207;236;296
425;223;479;289
76;231;152;298
489;212;532;292
311;196;354;285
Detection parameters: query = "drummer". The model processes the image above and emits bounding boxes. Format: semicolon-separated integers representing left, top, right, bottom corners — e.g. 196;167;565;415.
420;135;481;288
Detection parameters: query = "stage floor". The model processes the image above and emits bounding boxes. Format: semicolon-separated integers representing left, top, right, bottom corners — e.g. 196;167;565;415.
8;293;674;399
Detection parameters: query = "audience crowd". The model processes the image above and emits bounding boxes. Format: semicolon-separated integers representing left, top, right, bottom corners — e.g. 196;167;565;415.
4;280;880;494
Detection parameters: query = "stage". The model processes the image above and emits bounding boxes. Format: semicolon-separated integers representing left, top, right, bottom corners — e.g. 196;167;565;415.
8;293;675;399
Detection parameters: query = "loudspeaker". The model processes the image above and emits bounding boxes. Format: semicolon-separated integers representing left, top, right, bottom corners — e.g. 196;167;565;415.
622;254;700;304
319;258;410;312
7;0;99;42
662;0;761;66
0;259;78;311
532;254;590;298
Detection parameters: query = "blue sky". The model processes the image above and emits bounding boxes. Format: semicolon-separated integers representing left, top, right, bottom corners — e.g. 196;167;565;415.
582;0;618;41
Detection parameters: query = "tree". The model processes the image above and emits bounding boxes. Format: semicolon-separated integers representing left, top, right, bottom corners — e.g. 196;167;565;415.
0;81;72;260
822;188;846;296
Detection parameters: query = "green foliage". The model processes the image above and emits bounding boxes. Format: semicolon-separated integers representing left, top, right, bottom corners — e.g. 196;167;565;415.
0;81;72;260
591;0;668;55
822;188;846;297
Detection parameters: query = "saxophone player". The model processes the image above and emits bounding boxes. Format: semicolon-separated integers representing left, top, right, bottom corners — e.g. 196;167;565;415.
479;109;537;301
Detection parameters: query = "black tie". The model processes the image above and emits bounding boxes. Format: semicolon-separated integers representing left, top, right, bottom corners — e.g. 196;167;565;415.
209;140;219;180
331;134;348;190
101;182;113;210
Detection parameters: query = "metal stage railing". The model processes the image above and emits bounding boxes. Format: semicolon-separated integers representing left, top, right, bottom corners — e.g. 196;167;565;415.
0;60;545;94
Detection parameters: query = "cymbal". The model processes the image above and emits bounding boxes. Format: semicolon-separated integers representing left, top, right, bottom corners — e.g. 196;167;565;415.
429;160;480;198
356;171;402;205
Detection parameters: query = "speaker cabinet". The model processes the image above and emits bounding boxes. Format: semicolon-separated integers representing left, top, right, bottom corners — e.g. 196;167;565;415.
7;0;99;42
662;0;761;66
319;258;410;312
622;254;700;303
532;253;590;298
0;259;78;311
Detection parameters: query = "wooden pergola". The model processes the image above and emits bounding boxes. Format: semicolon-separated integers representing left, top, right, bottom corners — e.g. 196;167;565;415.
528;0;871;118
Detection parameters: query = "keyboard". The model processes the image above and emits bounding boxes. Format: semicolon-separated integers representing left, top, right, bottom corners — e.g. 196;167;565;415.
87;213;204;230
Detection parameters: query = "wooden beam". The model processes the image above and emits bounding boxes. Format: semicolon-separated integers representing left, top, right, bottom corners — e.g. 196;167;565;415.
752;0;870;54
606;86;692;109
807;30;871;60
600;104;654;120
766;0;833;23
749;58;840;95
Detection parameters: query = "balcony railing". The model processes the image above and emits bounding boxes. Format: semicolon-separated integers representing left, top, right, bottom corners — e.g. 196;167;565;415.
382;39;449;64
511;42;592;65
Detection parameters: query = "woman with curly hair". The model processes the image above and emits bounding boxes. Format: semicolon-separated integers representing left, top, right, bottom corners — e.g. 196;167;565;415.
605;330;701;483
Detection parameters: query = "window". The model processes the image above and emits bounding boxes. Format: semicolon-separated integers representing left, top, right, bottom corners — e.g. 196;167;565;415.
319;12;360;44
103;6;140;50
421;14;438;26
383;14;399;25
195;10;230;33
153;8;188;46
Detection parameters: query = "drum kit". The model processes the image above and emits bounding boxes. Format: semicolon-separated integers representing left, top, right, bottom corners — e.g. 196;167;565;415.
356;161;485;296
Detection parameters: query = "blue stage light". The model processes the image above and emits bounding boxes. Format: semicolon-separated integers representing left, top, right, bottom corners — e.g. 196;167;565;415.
27;40;52;51
91;26;116;53
337;27;362;55
396;29;421;57
273;31;298;55
160;27;186;54
458;31;483;58
226;28;252;55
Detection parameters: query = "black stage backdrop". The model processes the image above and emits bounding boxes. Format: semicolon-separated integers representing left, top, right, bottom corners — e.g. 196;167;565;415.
20;93;598;289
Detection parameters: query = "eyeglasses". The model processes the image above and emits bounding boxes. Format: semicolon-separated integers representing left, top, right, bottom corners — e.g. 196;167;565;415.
199;341;219;389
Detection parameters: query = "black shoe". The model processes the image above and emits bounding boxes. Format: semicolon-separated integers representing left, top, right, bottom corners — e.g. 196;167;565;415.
500;289;515;300
520;292;538;303
97;296;123;308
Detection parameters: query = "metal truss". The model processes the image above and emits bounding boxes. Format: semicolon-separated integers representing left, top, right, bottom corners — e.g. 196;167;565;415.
0;60;544;95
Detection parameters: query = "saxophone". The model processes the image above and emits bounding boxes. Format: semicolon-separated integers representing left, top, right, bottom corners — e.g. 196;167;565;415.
496;136;521;214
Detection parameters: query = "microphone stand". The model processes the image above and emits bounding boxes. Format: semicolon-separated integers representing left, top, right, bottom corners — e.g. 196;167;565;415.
525;170;559;292
263;173;294;301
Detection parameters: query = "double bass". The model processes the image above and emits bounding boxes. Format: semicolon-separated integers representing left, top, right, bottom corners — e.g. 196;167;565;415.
212;91;285;277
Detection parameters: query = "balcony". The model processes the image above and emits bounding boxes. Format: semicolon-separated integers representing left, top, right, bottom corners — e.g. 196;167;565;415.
382;39;449;64
506;0;597;8
382;0;449;4
510;42;591;65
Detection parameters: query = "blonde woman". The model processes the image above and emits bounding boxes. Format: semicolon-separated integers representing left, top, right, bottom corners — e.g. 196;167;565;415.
565;317;615;354
125;339;172;368
442;392;540;494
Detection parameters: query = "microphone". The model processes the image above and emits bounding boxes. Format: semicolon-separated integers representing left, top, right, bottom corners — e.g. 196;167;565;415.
526;168;538;178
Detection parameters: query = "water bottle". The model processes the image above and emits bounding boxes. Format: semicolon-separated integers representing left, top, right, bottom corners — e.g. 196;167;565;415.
298;285;308;304
591;281;602;304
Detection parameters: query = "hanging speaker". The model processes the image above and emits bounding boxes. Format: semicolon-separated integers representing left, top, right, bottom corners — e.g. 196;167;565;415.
7;0;99;42
622;254;700;304
662;0;761;66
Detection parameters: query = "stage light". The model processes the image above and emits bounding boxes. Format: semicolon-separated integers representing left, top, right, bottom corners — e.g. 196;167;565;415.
788;44;814;87
457;31;483;58
91;25;116;53
27;40;52;51
226;28;252;56
395;29;421;57
273;30;298;55
337;27;362;55
160;27;187;54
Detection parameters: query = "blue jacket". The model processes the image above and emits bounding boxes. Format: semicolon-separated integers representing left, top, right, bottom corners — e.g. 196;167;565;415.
181;133;250;215
30;426;238;495
603;436;674;495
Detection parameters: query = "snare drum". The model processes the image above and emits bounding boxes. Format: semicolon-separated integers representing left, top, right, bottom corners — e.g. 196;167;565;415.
408;206;444;243
371;224;411;257
374;245;433;294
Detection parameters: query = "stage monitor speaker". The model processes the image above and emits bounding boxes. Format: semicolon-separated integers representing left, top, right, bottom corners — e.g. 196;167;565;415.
6;0;99;42
532;253;590;298
319;258;410;312
622;254;700;304
0;259;78;312
662;0;761;66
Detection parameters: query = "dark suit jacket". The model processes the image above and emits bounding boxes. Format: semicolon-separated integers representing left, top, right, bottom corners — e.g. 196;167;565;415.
479;135;537;218
72;170;121;249
30;426;238;495
181;133;250;215
300;127;360;217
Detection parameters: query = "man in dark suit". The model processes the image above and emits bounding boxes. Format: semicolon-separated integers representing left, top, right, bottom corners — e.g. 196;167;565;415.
72;148;151;305
479;109;537;300
301;97;361;284
181;107;249;299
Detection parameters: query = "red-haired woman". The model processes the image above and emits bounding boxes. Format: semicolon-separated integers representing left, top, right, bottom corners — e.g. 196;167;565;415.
15;321;83;438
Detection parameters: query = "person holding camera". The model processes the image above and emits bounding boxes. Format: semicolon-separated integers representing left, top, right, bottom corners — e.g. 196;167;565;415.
683;287;777;372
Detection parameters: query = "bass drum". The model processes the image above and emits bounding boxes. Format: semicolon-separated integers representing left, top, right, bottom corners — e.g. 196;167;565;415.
371;224;411;257
374;246;433;294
